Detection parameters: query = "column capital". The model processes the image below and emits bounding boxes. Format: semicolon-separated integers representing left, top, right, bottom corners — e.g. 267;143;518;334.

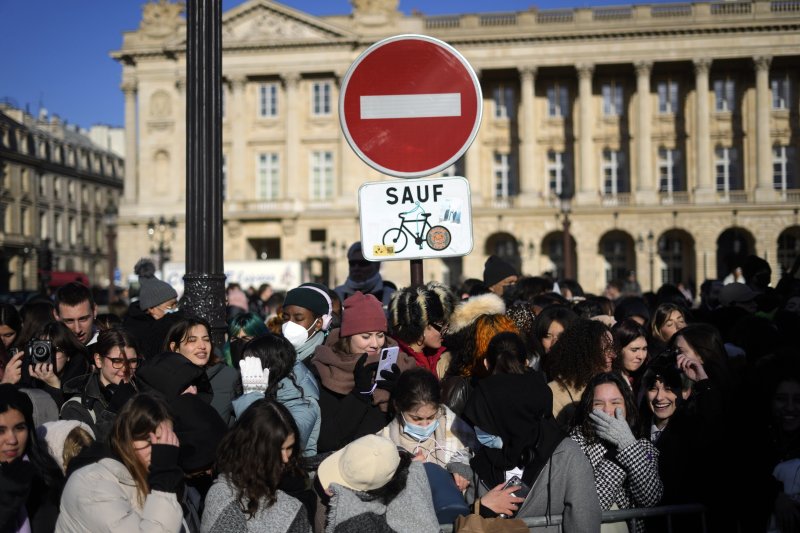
576;63;594;80
519;65;537;81
120;80;138;94
282;72;302;88
226;73;248;89
634;61;653;78
692;58;712;76
753;55;772;72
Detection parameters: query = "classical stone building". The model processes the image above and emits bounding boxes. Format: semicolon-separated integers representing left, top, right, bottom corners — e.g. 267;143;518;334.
113;0;800;295
0;104;124;293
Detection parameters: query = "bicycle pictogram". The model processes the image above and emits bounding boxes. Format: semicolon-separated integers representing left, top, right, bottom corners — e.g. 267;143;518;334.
382;202;452;253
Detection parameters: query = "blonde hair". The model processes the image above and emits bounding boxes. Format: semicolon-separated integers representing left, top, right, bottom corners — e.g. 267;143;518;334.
62;426;94;472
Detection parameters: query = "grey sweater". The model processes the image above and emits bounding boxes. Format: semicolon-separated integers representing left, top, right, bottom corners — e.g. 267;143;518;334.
201;476;311;533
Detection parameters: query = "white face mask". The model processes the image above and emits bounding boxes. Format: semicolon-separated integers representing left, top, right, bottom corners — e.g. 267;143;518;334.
281;320;315;349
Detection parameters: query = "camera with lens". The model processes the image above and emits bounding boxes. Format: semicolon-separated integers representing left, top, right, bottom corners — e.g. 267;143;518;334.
25;339;54;366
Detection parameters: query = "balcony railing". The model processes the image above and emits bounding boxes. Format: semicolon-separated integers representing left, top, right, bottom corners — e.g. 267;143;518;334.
659;191;690;205
601;193;632;206
717;190;750;203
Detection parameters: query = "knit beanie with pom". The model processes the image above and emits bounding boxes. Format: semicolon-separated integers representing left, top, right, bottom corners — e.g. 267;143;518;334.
135;258;178;310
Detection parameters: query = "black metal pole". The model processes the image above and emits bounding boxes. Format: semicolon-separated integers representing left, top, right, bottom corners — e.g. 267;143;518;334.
410;259;424;288
183;0;226;346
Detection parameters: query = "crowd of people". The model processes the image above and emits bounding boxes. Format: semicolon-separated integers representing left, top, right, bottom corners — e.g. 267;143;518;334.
1;247;799;533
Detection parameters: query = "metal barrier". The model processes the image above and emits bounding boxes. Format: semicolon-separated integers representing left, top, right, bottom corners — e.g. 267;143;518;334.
438;504;706;532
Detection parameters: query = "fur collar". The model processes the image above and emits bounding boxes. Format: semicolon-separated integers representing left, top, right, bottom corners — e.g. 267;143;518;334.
447;293;506;334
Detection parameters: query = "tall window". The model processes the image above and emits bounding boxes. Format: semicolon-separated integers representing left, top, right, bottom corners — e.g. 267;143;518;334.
39;211;47;239
602;149;626;195
547;150;565;196
602;82;624;117
715;145;740;192
493;85;515;119
54;214;62;244
256;153;280;200
310;151;334;200
772;74;791;110
493;152;516;198
547;83;569;118
714;77;735;112
658;147;682;193
773;144;797;191
258;82;278;117
657;80;679;114
312;81;332;116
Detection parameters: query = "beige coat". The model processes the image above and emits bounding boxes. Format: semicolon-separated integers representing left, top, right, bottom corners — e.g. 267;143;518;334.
548;380;586;430
56;458;182;533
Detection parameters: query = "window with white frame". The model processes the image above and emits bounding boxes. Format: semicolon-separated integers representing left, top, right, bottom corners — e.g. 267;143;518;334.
258;82;278;117
773;144;797;191
715;145;740;192
547;150;565;196
771;74;791;110
256;152;280;200
658;147;682;193
493;152;516;198
310;151;334;200
713;77;735;112
657;80;679;114
312;81;332;116
493;85;515;119
602;148;626;195
547;83;569;118
601;82;624;117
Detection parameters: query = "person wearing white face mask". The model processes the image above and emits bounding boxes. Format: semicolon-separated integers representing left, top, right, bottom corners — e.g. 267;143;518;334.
280;283;333;362
378;368;476;492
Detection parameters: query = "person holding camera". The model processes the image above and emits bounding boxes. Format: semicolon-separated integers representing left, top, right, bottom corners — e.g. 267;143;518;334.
13;322;89;409
570;372;663;533
60;327;141;444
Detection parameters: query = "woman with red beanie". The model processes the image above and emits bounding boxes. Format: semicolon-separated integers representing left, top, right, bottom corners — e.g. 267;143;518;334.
310;291;416;453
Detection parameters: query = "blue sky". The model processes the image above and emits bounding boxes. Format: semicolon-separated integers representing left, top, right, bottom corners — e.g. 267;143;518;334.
1;0;664;130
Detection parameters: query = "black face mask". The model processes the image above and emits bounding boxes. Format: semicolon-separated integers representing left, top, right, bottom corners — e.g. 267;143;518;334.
229;337;247;368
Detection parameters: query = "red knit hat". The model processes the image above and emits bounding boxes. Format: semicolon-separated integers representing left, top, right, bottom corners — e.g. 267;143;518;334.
340;291;387;337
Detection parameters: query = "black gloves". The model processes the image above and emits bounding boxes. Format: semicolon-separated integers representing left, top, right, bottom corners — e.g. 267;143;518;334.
375;363;401;393
352;354;379;398
147;444;184;494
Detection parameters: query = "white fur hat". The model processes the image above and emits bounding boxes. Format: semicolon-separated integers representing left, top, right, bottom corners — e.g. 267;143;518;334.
37;420;95;472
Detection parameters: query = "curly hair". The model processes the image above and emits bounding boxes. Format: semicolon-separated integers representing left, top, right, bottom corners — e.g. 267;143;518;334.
573;372;638;443
389;282;456;344
215;399;303;518
241;334;304;400
546;318;612;389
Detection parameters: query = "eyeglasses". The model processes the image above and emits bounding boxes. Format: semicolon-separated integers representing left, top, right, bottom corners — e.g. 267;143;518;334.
132;438;151;451
106;357;143;369
429;322;445;333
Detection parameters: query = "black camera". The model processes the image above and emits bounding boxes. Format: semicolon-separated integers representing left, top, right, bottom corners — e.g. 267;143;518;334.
26;339;54;366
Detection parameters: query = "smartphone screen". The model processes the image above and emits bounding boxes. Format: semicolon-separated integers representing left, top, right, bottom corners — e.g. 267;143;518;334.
375;346;399;381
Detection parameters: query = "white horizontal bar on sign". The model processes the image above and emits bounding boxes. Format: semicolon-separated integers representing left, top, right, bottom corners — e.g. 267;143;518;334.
360;93;461;119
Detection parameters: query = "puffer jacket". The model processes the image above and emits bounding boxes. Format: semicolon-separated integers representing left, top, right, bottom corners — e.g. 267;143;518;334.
55;457;182;533
232;361;321;456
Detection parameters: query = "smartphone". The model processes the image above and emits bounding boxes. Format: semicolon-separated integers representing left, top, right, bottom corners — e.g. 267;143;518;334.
375;346;399;381
502;475;531;500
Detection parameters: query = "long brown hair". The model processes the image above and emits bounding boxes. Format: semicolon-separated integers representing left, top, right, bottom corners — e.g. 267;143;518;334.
111;394;172;506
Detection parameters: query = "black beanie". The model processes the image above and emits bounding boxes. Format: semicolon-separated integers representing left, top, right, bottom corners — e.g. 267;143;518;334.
283;285;330;317
483;255;518;288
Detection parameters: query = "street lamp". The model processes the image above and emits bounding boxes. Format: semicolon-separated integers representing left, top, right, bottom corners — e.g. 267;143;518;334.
103;204;118;305
147;216;177;272
560;197;574;280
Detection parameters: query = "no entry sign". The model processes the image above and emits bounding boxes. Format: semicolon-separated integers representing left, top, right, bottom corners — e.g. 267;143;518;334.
339;35;482;178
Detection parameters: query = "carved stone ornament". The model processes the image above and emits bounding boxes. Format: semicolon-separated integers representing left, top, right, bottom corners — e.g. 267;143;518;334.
224;10;327;42
140;0;185;39
351;0;400;16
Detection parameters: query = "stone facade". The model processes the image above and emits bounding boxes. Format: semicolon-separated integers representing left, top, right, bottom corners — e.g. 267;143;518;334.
0;104;124;292
113;0;800;295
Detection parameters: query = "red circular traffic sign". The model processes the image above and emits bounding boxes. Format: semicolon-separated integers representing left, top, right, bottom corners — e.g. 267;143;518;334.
339;35;482;178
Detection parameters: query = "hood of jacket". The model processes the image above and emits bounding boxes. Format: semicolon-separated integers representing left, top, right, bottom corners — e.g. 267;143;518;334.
136;352;211;403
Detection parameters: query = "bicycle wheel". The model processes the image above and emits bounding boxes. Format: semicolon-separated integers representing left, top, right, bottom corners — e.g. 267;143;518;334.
382;227;408;253
426;225;452;251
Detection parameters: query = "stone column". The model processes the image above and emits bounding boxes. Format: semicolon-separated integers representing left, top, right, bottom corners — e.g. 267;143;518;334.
283;73;301;204
576;63;596;205
518;66;539;206
693;58;714;202
466;68;483;204
635;61;656;204
121;80;138;203
754;56;776;201
229;75;247;201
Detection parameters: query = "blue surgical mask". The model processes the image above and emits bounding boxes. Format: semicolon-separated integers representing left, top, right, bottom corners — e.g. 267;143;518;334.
475;426;503;449
402;416;439;441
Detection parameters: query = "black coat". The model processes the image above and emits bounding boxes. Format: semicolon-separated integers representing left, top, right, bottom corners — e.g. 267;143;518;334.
122;303;184;359
314;384;389;454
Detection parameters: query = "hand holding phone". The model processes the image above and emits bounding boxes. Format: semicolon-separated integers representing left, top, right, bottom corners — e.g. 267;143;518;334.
502;475;531;500
375;347;399;381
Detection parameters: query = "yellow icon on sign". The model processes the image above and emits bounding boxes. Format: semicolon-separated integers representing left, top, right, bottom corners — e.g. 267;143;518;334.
373;244;395;257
